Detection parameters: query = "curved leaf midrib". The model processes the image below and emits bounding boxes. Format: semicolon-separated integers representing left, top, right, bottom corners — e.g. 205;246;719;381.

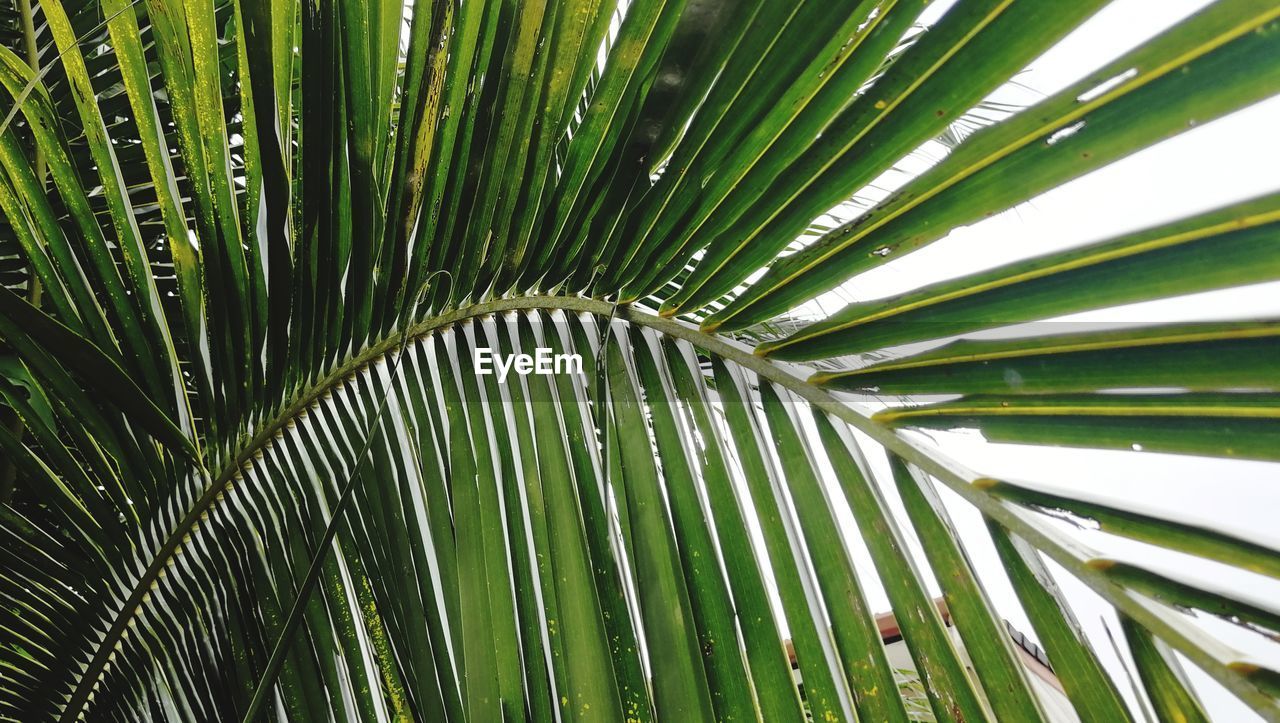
64;294;769;719
61;295;1280;720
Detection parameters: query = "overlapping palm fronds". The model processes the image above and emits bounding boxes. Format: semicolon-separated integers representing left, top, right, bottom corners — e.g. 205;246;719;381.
1;0;1278;720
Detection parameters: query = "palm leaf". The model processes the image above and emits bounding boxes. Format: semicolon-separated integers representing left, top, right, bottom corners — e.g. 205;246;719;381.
1;0;1277;721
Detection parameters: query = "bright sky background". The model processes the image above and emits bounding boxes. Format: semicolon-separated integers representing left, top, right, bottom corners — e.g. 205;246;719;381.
772;1;1280;719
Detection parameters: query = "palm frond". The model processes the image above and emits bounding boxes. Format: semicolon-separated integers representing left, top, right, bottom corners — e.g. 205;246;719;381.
1;0;1278;720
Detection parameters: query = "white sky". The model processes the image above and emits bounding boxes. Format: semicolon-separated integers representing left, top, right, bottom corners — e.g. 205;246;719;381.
779;1;1280;719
